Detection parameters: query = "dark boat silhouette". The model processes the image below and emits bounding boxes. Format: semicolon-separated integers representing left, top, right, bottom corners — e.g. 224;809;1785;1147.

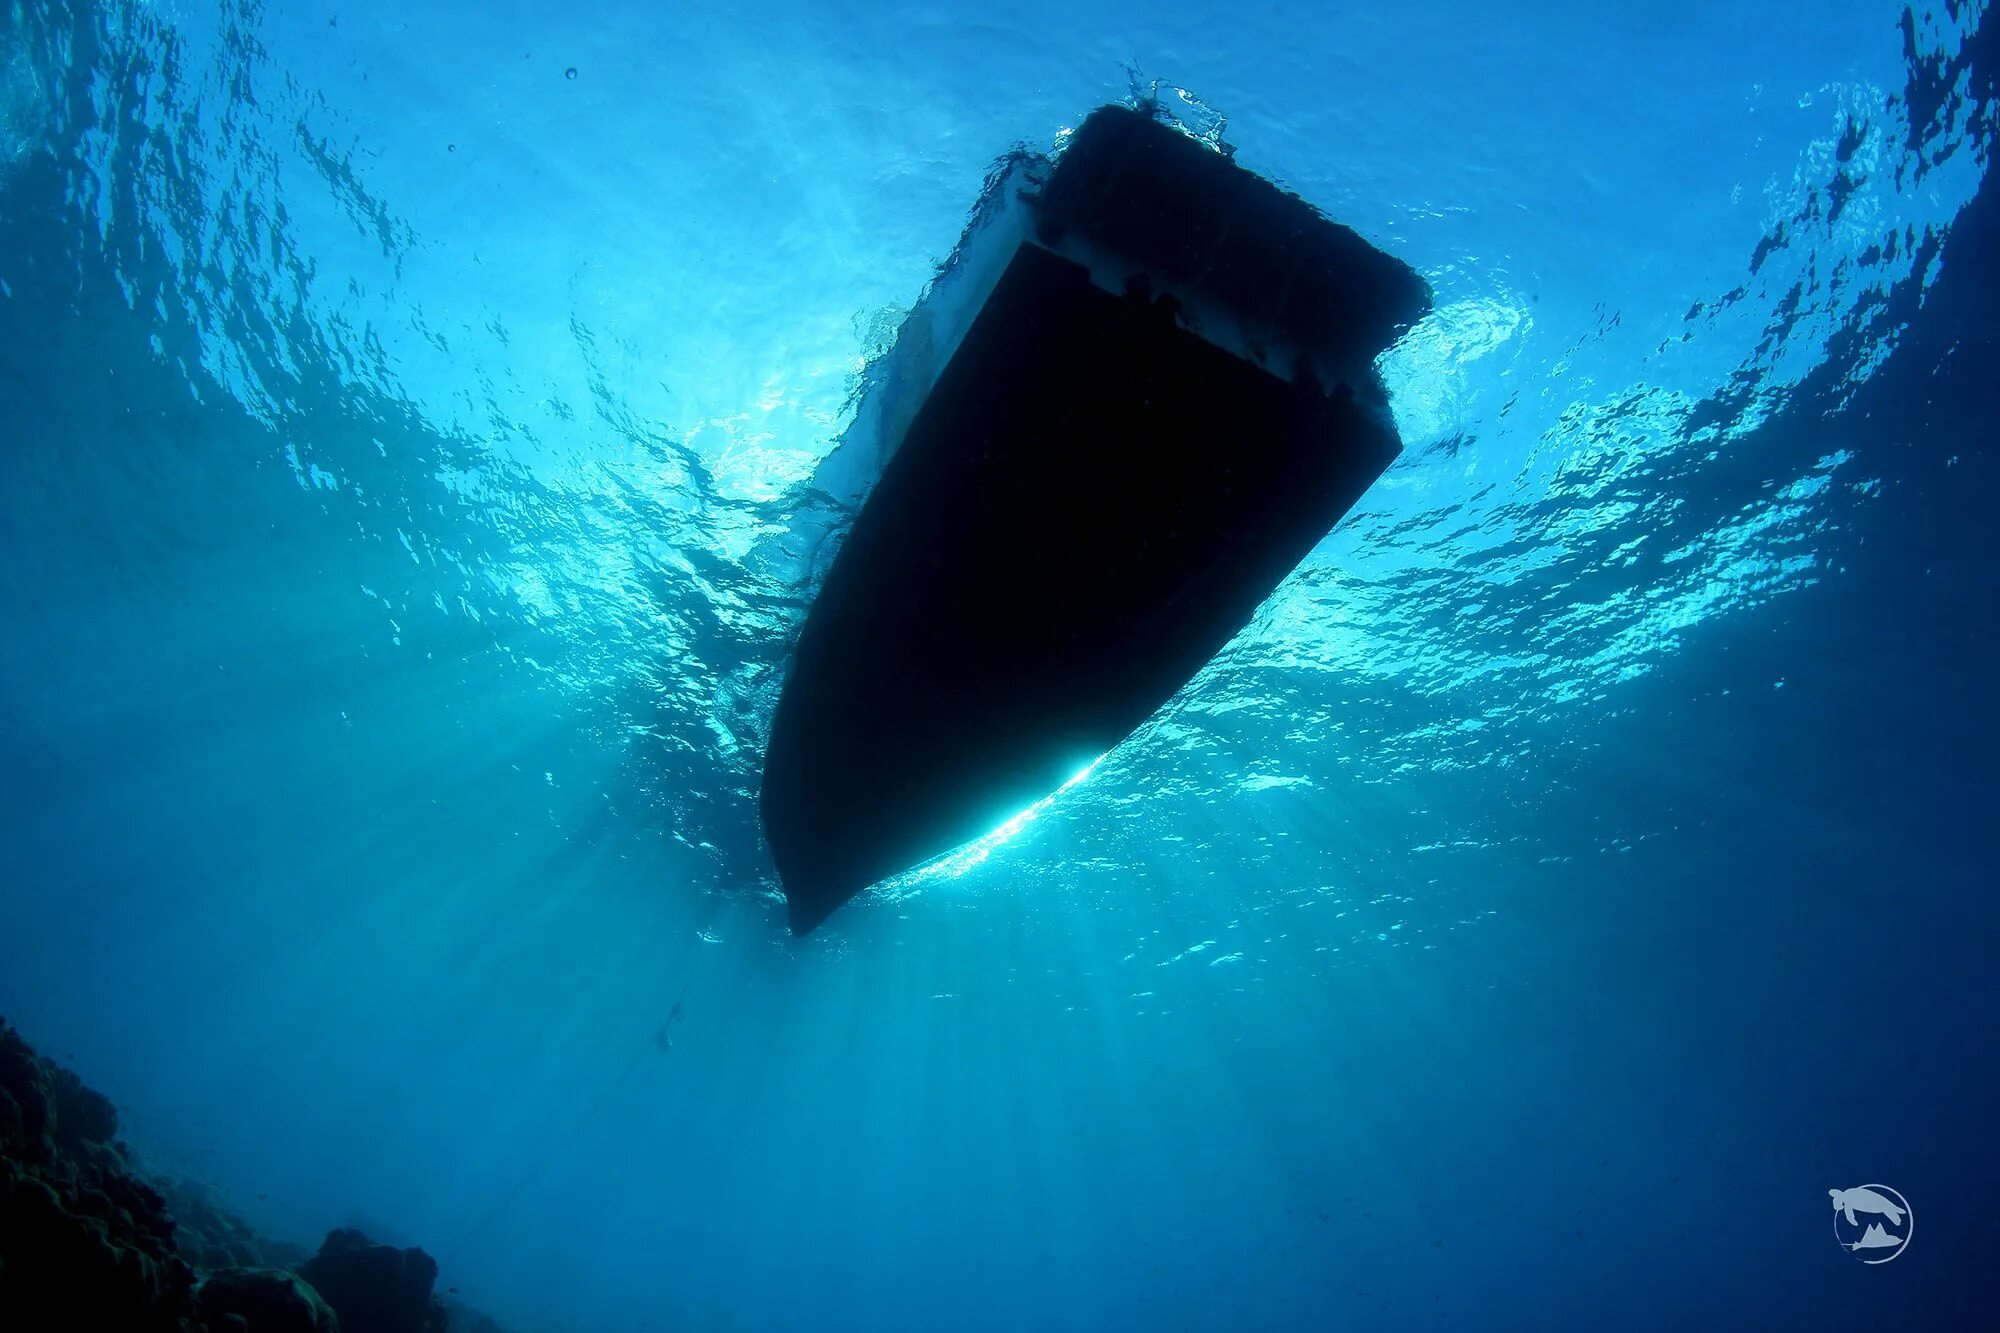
762;103;1430;935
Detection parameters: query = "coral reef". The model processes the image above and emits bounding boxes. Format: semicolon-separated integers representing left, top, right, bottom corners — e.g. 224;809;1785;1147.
156;1174;311;1275
0;1018;507;1333
0;1018;199;1329
299;1228;449;1333
196;1267;340;1333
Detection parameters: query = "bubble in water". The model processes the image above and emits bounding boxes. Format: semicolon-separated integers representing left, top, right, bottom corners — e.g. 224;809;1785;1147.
564;66;577;81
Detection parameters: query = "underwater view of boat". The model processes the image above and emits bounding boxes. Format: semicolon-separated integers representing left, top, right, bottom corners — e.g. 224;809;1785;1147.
7;6;1997;1327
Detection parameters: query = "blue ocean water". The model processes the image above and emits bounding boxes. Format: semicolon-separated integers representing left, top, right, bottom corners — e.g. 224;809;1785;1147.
2;0;1997;1328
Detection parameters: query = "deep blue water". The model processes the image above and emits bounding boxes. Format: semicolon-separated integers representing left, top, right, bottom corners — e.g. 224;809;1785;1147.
2;1;1997;1329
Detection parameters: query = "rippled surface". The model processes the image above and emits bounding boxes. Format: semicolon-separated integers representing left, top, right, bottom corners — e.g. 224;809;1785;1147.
2;2;1996;1329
